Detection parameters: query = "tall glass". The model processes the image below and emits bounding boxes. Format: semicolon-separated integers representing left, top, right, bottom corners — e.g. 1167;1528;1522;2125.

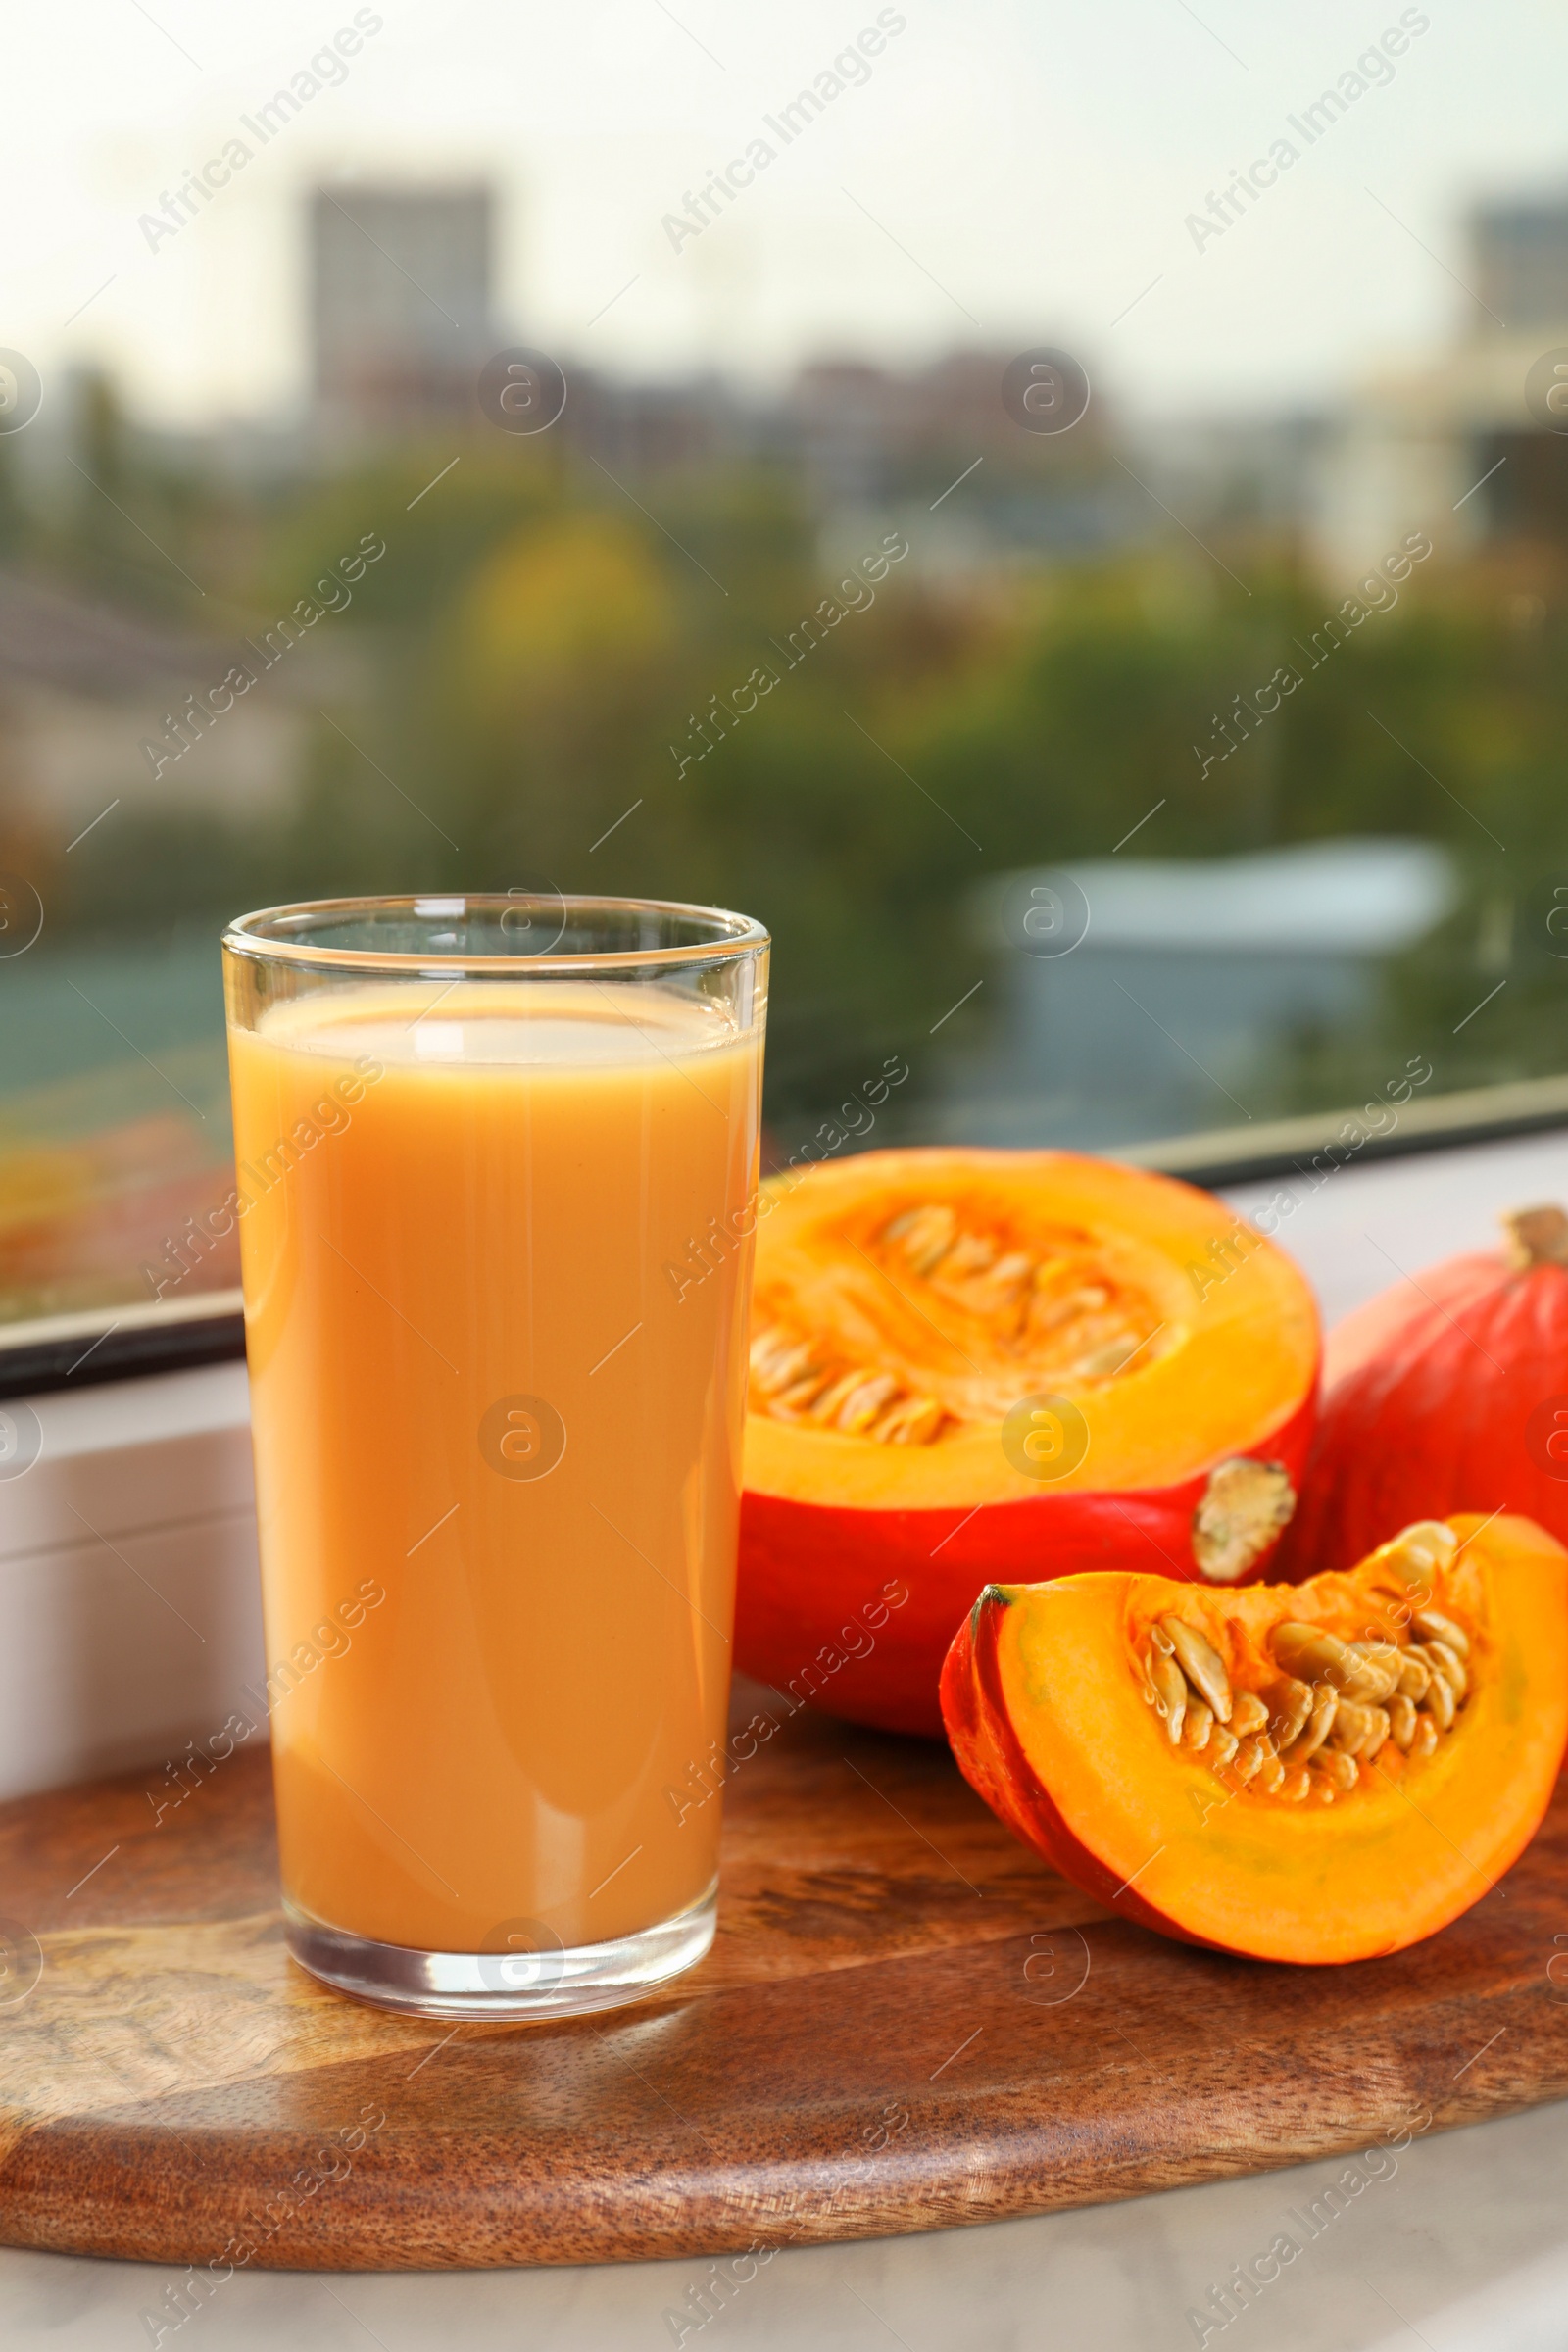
220;896;767;2018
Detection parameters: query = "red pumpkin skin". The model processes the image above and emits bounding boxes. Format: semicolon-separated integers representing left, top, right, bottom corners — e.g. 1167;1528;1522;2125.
735;1388;1316;1740
1282;1244;1568;1576
939;1593;1205;1947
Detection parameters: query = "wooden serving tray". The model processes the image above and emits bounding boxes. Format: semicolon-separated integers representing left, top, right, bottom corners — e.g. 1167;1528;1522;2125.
1;1678;1565;2270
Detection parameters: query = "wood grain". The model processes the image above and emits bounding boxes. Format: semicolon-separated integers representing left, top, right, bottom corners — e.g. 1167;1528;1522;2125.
0;1677;1564;2271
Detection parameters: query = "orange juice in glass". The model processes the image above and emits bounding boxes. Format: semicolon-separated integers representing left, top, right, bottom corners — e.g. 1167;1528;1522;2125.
221;896;767;2017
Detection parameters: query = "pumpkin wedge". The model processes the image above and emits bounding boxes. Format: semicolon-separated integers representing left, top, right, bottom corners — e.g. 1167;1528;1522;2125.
737;1147;1318;1737
941;1514;1568;1963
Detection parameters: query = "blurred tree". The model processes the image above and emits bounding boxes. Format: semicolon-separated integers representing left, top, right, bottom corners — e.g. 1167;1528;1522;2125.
20;386;1568;1144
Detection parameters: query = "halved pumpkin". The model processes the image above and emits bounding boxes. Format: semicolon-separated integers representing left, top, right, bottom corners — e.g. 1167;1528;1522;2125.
941;1513;1568;1964
736;1148;1319;1737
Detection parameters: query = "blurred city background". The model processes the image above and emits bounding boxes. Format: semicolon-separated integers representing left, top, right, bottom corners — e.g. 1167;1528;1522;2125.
4;0;1568;1330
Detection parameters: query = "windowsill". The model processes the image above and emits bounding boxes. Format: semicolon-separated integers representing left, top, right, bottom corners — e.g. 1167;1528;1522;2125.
7;1073;1568;1404
1;1116;1565;1802
0;1360;257;1801
0;1290;244;1403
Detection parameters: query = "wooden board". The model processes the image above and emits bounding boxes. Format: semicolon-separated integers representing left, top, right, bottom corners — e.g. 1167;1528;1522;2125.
1;1676;1566;2271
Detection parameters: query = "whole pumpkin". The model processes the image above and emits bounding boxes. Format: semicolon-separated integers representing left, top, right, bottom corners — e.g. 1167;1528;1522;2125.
1281;1204;1568;1573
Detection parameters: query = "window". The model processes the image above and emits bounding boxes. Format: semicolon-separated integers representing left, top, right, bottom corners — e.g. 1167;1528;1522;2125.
5;5;1566;1392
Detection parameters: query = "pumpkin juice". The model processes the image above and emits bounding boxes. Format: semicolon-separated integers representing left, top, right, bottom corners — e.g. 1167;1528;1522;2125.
228;983;761;1956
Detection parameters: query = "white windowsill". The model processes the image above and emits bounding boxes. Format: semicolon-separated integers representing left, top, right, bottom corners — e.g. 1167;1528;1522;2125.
0;1360;259;1801
0;1119;1565;1803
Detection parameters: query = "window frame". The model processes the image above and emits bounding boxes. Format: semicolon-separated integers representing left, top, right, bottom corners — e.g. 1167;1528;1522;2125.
3;1071;1567;1400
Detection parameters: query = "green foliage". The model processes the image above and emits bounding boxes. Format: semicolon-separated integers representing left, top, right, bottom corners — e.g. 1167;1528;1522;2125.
25;423;1568;1134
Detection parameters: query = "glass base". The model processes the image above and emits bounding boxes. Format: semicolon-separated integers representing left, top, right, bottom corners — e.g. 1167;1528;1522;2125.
283;1881;717;2020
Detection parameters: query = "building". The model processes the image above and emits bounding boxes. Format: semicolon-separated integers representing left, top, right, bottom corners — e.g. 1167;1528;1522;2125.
1474;197;1568;334
1307;187;1568;578
950;839;1457;1149
0;569;321;838
789;349;1147;580
310;184;497;434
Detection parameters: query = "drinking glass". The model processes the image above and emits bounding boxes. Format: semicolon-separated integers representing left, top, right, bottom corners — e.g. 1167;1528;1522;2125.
221;894;767;2017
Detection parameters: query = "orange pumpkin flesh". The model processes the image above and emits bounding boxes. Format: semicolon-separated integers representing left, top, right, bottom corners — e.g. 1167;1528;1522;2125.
737;1148;1319;1737
941;1514;1568;1964
1284;1203;1568;1574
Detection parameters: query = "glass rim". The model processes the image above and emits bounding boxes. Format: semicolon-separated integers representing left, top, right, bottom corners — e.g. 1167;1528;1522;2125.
221;893;769;977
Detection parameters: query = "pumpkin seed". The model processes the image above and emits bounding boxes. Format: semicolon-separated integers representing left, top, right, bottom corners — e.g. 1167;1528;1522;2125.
1344;1652;1400;1705
875;1395;946;1445
1272;1622;1396;1703
1422;1638;1468;1702
1256;1746;1286;1794
1265;1676;1314;1748
1389;1519;1460;1578
1230;1737;1266;1784
943;1232;998;1277
1314;1749;1359;1792
1396;1653;1431;1702
1411;1711;1440;1760
1412;1606;1469;1659
1230;1690;1270;1739
1208;1727;1240;1767
1182;1700;1214;1752
1285;1685;1339;1764
1419;1663;1456;1732
1280;1767;1312;1802
1036;1283;1111;1332
1327;1698;1381;1754
1159;1616;1234;1722
750;1333;818;1394
1324;1696;1391;1758
1272;1623;1357;1687
1150;1652;1187;1743
1357;1705;1391;1763
809;1371;875;1425
884;1203;957;1274
1075;1338;1142;1380
1346;1642;1404;1703
1387;1692;1418;1750
831;1373;902;1434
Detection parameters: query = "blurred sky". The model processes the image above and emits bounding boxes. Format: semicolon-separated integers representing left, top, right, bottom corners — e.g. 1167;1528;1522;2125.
5;0;1568;428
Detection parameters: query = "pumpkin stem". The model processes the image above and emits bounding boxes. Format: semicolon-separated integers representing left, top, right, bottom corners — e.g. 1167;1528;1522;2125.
1502;1204;1568;1268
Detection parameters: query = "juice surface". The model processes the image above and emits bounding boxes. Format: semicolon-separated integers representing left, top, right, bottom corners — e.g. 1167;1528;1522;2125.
227;980;760;1952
